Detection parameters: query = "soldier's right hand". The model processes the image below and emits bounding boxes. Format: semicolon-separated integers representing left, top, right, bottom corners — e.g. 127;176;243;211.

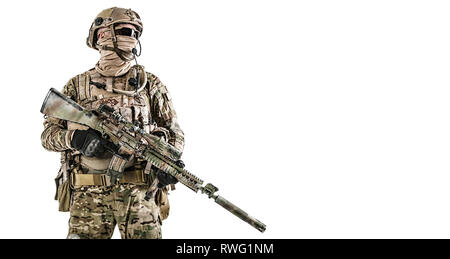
70;128;109;157
155;169;178;188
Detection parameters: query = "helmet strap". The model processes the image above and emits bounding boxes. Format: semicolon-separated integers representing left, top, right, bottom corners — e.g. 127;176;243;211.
110;25;117;43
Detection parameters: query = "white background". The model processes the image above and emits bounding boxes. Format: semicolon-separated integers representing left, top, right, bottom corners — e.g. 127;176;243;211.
0;0;449;239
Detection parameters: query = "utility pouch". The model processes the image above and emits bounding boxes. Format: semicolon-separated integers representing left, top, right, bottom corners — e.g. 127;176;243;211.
155;187;170;220
56;177;71;212
54;152;73;212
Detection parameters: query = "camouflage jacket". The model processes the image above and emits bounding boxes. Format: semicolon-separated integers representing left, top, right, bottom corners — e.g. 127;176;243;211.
41;67;185;166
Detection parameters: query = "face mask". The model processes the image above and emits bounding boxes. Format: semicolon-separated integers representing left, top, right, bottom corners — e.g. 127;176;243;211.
95;27;138;77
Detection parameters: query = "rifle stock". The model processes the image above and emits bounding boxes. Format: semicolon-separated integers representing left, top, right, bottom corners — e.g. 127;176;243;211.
41;88;100;130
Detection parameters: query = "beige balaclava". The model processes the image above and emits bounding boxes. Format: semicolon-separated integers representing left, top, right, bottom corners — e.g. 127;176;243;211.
95;24;139;77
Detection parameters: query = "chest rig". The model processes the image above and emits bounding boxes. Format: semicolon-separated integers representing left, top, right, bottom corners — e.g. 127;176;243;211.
77;65;152;134
68;65;155;187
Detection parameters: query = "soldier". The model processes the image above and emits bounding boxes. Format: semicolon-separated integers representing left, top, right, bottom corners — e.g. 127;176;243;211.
41;7;184;239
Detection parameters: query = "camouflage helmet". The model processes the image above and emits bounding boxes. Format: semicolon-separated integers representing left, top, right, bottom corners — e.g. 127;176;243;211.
86;7;143;50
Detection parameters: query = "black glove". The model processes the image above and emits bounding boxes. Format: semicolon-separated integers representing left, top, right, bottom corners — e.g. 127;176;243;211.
155;160;184;188
71;129;110;157
156;169;178;188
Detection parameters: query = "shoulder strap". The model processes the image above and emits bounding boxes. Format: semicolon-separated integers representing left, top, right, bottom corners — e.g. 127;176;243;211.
144;72;154;125
77;72;91;101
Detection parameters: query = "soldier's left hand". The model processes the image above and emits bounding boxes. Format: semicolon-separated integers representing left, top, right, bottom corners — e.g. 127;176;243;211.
71;128;112;157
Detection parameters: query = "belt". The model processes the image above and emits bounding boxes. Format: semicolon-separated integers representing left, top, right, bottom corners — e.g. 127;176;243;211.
71;169;148;187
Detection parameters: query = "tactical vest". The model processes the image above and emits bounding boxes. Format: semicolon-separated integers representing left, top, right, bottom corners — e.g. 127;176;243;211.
68;65;153;172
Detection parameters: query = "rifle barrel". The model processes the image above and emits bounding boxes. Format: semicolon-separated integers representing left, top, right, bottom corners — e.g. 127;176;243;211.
214;195;266;233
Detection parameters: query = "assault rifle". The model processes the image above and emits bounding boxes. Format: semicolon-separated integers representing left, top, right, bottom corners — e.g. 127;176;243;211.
40;88;266;233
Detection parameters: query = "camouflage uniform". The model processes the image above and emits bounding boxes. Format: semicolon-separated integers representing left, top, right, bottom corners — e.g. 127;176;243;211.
41;7;184;239
42;68;184;239
68;185;162;239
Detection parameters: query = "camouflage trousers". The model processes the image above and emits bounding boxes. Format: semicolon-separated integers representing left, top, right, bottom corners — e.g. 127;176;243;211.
67;183;162;239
